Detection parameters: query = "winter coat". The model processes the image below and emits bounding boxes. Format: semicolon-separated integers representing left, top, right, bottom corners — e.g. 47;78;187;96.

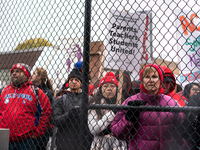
179;92;189;106
38;82;54;104
181;92;200;149
110;92;184;150
88;101;127;150
36;82;54;149
167;91;186;106
0;81;52;142
52;92;93;150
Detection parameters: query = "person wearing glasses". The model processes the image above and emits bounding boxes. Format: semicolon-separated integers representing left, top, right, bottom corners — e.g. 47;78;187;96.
88;72;127;150
179;82;200;105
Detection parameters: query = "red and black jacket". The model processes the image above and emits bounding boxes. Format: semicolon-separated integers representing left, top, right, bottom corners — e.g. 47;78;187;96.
0;81;52;142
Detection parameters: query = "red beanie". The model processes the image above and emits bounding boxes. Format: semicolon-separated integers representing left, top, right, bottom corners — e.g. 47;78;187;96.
139;63;164;94
89;84;95;96
99;72;118;88
10;63;31;79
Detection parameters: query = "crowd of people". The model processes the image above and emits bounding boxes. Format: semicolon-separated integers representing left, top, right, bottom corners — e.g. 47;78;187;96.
0;62;200;150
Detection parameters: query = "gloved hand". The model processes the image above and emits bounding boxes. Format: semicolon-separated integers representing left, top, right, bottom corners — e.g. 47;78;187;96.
69;106;81;117
125;100;146;122
112;107;118;114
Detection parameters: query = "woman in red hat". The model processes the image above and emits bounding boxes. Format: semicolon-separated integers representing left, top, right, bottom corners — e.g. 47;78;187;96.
88;72;127;150
110;63;184;150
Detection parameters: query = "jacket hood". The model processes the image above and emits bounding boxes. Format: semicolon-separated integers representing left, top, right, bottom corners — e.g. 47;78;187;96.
161;66;176;93
139;63;164;95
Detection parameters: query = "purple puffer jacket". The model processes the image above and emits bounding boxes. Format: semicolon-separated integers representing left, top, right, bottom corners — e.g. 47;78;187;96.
110;92;184;150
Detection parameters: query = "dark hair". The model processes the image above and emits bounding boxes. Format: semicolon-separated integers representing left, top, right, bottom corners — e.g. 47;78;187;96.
89;92;104;120
132;80;141;95
176;84;182;93
183;82;200;100
115;70;133;100
36;67;55;96
89;86;117;120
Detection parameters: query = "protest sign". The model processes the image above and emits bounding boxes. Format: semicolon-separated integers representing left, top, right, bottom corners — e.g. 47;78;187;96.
175;10;200;87
104;9;149;72
104;10;149;104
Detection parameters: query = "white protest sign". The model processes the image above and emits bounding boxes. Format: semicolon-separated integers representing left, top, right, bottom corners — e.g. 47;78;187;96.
175;10;200;87
104;10;148;72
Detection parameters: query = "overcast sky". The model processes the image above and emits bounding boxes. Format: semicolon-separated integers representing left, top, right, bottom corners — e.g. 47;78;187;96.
1;0;200;63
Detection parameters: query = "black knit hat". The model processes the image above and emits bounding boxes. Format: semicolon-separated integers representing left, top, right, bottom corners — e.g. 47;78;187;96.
68;68;82;82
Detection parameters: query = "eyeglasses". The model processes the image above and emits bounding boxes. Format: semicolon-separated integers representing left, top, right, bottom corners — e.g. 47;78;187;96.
191;88;200;91
102;83;116;89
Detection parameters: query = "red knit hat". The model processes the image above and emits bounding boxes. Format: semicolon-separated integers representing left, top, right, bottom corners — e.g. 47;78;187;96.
10;63;31;79
139;63;164;94
99;72;118;88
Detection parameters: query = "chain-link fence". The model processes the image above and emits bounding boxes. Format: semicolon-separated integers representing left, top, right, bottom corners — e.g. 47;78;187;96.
1;0;200;150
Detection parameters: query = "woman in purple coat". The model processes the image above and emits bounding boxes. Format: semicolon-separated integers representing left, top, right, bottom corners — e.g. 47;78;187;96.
110;64;184;150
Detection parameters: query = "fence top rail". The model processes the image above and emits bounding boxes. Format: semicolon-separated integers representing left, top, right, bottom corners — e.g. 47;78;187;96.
89;104;200;113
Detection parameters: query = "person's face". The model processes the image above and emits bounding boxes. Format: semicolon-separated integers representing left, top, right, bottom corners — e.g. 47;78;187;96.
11;69;28;85
163;81;173;94
142;70;161;95
31;70;41;86
68;78;82;92
190;85;200;97
101;83;117;99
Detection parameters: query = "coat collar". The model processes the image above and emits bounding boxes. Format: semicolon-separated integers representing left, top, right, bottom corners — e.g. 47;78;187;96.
139;91;161;105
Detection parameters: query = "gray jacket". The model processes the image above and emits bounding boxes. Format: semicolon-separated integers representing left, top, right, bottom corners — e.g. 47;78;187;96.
52;92;92;150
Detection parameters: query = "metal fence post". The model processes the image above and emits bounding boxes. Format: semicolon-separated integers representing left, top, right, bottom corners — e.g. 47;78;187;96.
81;0;92;150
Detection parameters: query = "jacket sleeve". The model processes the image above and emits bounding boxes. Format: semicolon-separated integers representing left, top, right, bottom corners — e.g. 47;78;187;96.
88;109;115;135
52;96;71;127
0;94;4;115
47;90;54;104
34;89;52;137
110;98;134;140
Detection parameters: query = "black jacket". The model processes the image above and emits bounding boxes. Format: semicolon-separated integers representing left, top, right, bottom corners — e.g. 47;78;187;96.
181;93;200;149
38;83;54;104
52;92;92;150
